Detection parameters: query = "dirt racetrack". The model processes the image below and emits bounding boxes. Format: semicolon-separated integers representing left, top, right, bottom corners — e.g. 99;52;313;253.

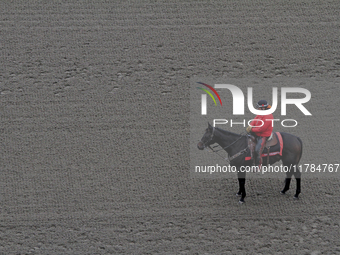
1;1;340;254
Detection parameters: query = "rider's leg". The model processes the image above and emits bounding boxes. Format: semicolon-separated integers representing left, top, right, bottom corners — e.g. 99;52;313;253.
255;137;268;170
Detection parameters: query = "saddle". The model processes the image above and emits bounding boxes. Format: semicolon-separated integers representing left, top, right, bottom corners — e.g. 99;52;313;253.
248;132;278;147
246;132;283;164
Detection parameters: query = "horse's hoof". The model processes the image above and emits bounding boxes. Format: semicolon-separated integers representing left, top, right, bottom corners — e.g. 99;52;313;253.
293;195;299;200
239;200;245;204
236;193;242;197
280;191;286;195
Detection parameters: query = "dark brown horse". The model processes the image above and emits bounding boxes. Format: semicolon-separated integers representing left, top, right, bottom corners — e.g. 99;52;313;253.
197;123;302;203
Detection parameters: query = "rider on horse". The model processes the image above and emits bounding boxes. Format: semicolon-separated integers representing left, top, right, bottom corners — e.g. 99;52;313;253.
246;100;273;170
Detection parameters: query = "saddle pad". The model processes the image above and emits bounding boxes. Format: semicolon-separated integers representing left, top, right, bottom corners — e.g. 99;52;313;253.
245;132;283;160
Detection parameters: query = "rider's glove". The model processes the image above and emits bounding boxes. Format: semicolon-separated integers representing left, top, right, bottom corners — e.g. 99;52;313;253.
246;126;252;133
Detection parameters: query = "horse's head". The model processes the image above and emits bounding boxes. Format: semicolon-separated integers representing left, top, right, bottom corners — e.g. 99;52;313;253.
197;123;215;150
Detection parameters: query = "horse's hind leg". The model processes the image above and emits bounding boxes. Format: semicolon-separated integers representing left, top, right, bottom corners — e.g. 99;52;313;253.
280;134;302;199
281;177;291;194
281;165;301;199
293;170;301;199
236;183;242;197
281;167;293;194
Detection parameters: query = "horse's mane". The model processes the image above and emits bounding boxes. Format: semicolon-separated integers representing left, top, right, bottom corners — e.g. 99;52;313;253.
214;127;243;138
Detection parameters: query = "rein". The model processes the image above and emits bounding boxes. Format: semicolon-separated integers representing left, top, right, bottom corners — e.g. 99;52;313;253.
213;134;245;152
202;128;248;163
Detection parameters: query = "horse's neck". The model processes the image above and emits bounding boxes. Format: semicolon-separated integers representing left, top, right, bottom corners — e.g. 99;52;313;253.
214;130;244;154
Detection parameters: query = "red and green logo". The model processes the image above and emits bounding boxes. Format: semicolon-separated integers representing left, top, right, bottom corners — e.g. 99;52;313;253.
196;82;222;106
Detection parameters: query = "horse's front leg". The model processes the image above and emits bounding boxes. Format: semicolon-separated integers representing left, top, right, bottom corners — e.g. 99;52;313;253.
237;169;246;203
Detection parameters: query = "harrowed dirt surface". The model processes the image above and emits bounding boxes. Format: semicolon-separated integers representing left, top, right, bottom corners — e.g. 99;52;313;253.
1;1;340;254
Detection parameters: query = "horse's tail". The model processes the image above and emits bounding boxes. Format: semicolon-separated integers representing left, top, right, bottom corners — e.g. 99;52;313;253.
296;137;303;165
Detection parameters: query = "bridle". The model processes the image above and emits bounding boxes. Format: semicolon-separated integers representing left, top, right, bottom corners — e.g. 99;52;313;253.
200;127;248;162
199;127;216;150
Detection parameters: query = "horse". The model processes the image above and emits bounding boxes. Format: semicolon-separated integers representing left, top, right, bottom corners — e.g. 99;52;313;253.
197;123;302;203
